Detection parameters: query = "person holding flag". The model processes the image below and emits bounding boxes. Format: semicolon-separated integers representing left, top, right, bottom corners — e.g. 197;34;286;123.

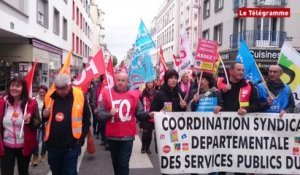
42;73;91;175
217;62;259;175
256;65;295;117
97;72;151;175
188;72;222;114
0;77;41;175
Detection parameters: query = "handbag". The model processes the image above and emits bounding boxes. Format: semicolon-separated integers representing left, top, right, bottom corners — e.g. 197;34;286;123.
87;129;96;154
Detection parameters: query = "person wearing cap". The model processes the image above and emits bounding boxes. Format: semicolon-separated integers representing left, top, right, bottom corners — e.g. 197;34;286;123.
42;73;91;175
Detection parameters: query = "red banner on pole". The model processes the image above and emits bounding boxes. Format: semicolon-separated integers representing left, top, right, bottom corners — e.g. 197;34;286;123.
73;49;105;93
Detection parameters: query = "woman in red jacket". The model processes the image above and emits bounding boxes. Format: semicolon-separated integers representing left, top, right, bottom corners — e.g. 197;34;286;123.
0;77;41;175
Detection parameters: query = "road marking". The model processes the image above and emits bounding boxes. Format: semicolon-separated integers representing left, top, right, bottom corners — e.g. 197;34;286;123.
129;135;153;169
47;141;87;175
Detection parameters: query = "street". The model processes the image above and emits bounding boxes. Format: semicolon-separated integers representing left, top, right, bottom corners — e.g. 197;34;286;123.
27;133;163;175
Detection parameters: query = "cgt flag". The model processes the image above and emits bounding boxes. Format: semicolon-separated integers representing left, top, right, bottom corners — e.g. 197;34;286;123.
172;29;193;76
278;42;300;104
73;49;105;93
128;19;156;88
97;57;115;104
235;40;262;84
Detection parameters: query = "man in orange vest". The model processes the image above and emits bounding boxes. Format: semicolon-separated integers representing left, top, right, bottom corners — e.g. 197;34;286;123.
217;62;259;175
97;72;152;175
42;73;91;175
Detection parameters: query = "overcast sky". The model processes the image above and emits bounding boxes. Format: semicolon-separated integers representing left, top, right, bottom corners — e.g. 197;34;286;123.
97;0;162;63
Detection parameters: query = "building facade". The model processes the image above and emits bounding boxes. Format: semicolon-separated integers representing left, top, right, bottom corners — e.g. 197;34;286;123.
152;0;202;71
201;0;300;75
0;0;104;91
0;0;71;91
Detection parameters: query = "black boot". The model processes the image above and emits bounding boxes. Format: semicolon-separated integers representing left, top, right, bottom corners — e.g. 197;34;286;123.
141;142;146;153
145;138;151;154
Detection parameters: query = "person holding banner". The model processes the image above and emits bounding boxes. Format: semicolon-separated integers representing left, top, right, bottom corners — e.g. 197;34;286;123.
150;69;186;175
256;65;295;117
188;72;222;113
42;73;91;175
218;62;259;115
97;72;151;175
0;77;41;175
218;62;259;175
151;69;187;113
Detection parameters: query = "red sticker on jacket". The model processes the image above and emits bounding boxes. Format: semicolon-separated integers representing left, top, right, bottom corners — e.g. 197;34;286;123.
55;112;64;122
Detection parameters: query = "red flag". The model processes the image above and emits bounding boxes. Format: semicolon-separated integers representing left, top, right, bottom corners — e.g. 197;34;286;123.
97;57;115;104
25;59;37;97
46;51;73;99
73;49;106;93
158;47;168;86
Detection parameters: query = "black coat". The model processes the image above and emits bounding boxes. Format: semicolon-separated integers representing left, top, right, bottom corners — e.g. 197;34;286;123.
150;84;186;112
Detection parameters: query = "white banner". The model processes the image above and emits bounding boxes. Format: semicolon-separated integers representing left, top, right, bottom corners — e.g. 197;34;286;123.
154;112;300;174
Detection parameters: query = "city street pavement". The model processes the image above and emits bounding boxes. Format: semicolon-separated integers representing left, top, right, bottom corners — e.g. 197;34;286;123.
11;133;277;175
26;133;163;175
79;134;162;175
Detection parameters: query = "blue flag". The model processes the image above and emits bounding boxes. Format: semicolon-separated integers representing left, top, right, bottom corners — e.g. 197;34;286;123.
235;40;262;84
128;20;156;88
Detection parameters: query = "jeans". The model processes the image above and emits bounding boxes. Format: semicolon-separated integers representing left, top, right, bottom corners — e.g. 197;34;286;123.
108;139;133;175
0;146;31;175
47;145;81;175
33;128;46;156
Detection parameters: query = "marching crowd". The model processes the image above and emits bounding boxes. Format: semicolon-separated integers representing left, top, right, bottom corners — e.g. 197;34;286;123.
0;61;299;175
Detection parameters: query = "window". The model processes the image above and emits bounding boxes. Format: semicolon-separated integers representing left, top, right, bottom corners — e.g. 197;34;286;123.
76;36;79;54
80;13;82;29
215;0;223;12
203;0;210;18
53;8;60;35
214;24;223;45
72;33;75;50
37;0;49;28
80;40;82;55
203;29;209;39
63;18;67;40
76;7;79;25
72;1;74;20
234;0;246;10
193;27;198;50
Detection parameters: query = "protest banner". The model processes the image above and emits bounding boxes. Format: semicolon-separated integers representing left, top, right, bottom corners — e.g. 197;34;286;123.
154;112;300;174
128;20;156;88
194;39;218;73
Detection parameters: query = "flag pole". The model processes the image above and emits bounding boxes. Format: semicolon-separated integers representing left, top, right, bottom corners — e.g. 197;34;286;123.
105;70;114;122
197;71;203;95
19;102;28;138
255;63;274;98
220;58;229;85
